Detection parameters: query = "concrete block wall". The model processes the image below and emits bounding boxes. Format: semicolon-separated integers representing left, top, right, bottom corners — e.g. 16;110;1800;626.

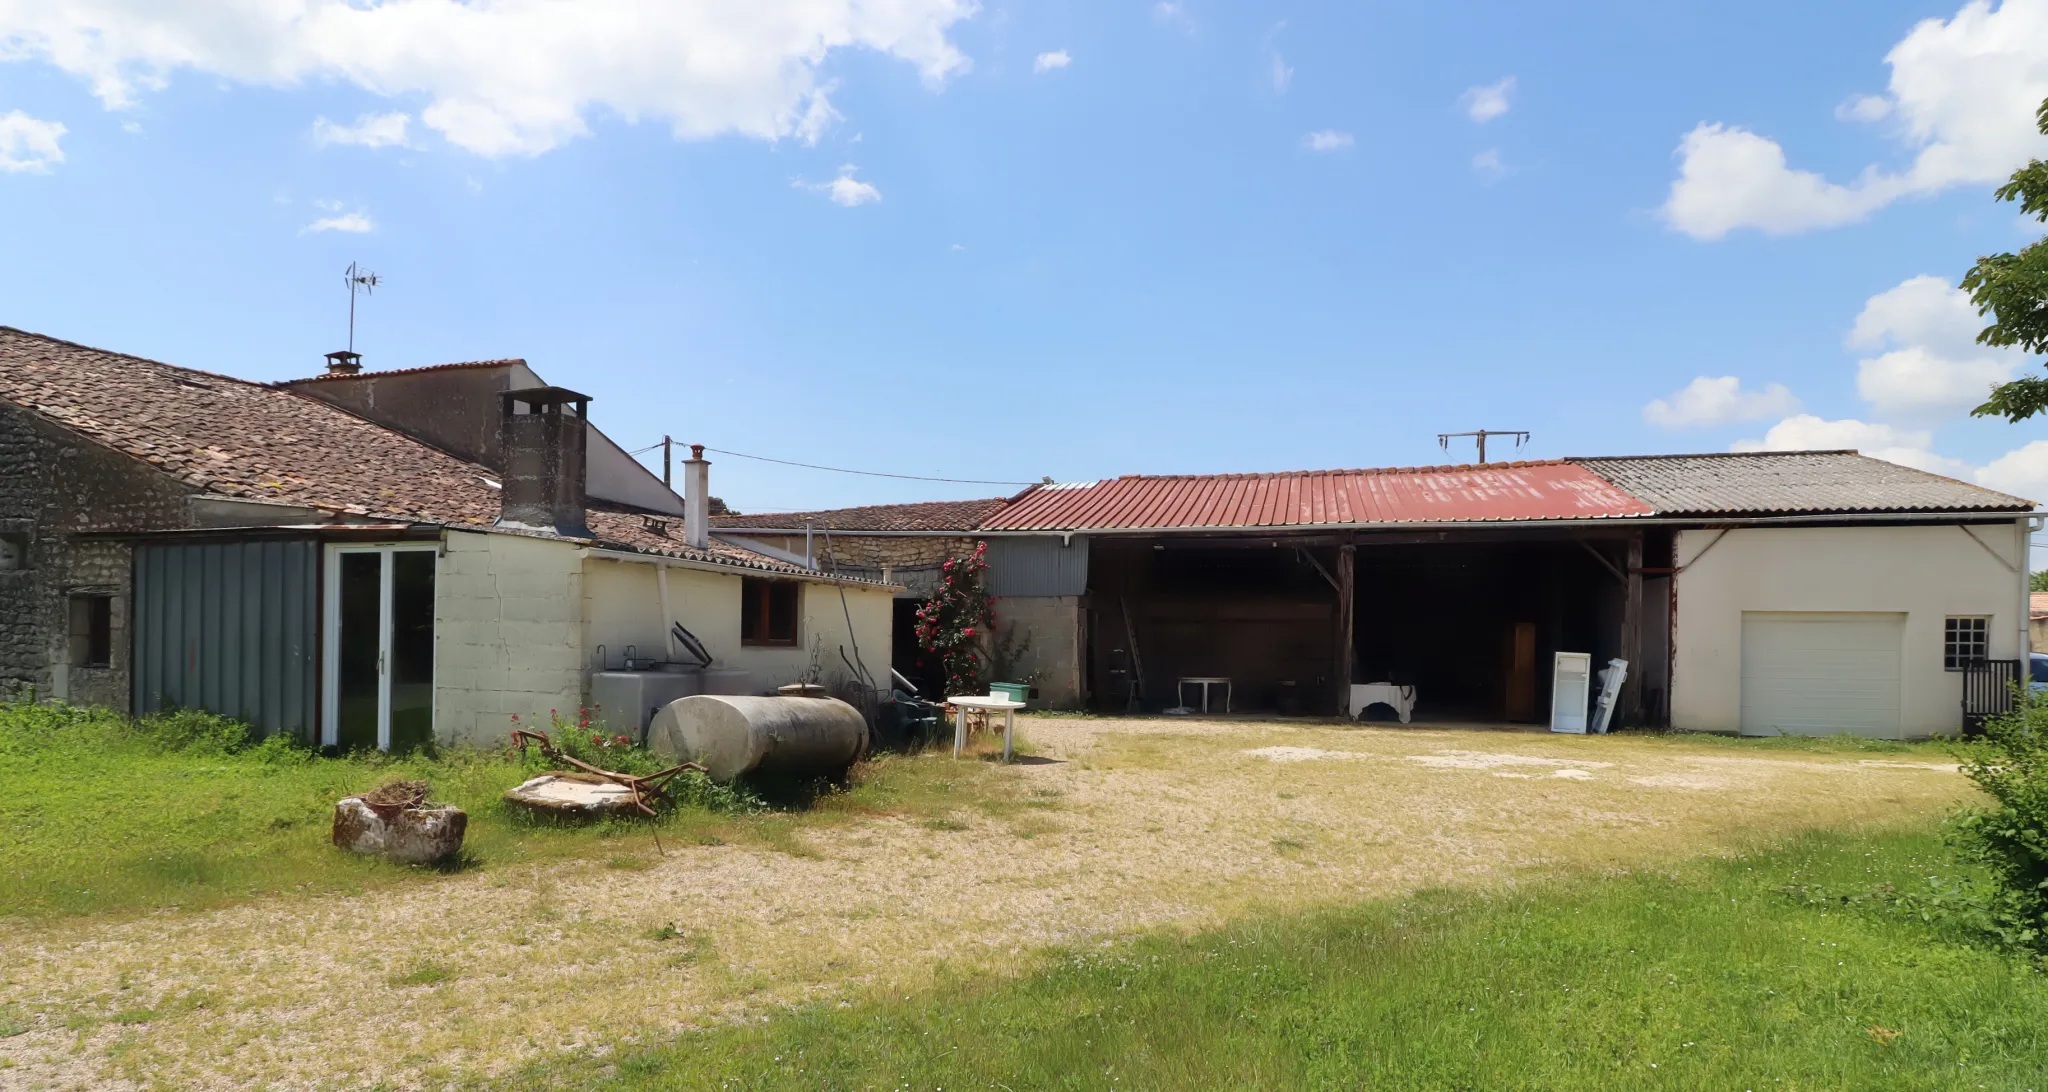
434;530;587;744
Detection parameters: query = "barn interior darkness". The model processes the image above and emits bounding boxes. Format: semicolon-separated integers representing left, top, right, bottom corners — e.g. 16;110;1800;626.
1088;530;1672;723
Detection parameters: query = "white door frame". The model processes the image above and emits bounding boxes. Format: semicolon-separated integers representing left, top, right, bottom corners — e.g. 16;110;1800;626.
321;543;438;750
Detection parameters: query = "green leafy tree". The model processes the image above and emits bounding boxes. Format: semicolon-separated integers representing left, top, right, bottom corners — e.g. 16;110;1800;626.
2033;570;2048;593
1967;97;2048;422
914;542;996;696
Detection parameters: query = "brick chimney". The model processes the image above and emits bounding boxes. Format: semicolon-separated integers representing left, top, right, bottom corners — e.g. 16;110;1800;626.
495;386;592;539
684;444;710;549
324;350;363;375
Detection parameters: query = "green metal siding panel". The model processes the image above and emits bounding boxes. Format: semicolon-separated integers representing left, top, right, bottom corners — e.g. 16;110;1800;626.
133;539;319;739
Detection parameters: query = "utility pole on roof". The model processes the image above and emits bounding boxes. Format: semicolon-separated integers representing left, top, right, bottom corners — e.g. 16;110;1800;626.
1437;429;1529;465
663;436;673;488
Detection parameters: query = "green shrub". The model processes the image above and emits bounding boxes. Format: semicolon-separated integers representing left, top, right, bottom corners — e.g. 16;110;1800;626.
1951;689;2048;952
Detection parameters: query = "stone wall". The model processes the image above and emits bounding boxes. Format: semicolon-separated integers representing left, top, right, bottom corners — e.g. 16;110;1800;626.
0;404;193;705
992;595;1085;708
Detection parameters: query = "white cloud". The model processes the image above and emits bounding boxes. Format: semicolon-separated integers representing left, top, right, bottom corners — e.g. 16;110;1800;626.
1663;0;2048;239
1304;129;1353;152
302;209;373;233
311;111;409;148
1461;76;1515;123
1976;440;2048;501
1153;2;1193;30
1472;148;1505;175
800;164;880;207
1732;414;1970;476
1033;50;1070;73
0;1;976;157
0;110;65;172
1848;274;2018;419
1835;93;1892;123
1271;54;1293;93
1643;376;1802;428
1660;124;1902;239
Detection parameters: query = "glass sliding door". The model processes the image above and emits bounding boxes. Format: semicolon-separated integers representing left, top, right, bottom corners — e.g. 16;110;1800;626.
323;545;437;751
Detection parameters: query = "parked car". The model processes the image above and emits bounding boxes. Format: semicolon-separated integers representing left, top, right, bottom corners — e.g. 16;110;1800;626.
2032;652;2048;693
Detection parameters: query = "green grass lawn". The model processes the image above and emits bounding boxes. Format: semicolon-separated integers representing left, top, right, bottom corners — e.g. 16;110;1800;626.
0;701;1015;920
0;701;767;918
509;827;2048;1092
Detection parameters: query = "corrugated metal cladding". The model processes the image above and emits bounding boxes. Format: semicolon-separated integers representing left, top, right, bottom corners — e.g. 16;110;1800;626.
984;535;1089;597
982;463;1652;531
133;540;319;740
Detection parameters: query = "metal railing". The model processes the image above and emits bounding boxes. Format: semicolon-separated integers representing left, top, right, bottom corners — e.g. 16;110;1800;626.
1961;659;2021;738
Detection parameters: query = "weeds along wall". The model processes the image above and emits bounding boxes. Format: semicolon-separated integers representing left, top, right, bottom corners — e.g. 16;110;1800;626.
434;529;587;745
580;555;895;704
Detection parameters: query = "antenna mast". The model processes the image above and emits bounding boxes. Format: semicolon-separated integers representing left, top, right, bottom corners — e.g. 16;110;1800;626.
1437;429;1530;465
344;262;381;354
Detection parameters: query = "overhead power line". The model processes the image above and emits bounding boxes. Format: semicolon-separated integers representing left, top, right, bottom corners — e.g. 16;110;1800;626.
670;445;1043;487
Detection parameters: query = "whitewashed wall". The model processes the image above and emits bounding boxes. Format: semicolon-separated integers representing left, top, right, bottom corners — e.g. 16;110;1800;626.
1671;522;2026;738
580;555;894;697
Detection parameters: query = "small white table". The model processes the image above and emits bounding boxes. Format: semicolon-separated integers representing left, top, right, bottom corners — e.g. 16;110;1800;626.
946;695;1027;761
1177;677;1233;714
1350;682;1417;724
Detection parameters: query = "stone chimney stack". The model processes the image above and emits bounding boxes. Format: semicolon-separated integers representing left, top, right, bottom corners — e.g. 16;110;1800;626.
324;350;363;376
495;387;592;539
684;444;710;549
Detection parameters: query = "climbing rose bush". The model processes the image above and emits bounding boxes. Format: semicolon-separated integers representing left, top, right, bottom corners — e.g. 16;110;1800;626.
915;542;996;696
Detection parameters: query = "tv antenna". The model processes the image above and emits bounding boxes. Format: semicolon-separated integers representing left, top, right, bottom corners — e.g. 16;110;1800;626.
343;262;381;353
1437;429;1529;465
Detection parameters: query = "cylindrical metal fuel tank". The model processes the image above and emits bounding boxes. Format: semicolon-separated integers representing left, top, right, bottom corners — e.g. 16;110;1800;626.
648;694;868;781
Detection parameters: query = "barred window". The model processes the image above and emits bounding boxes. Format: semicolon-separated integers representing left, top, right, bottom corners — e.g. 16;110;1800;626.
1944;616;1989;671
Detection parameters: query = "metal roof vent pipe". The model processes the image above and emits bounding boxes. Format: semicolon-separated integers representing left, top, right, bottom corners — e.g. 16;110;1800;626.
496;386;592;539
684;444;710;549
324;350;363;375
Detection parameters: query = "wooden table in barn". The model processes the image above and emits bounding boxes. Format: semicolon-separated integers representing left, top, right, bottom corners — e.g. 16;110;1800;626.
945;695;1028;762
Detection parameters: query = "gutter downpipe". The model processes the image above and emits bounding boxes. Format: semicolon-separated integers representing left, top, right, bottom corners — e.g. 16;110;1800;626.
657;560;677;662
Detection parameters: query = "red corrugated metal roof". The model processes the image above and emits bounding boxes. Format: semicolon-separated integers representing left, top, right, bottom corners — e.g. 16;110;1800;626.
980;461;1653;531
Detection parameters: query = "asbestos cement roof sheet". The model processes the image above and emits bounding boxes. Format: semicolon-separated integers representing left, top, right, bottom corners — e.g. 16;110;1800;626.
1575;452;2034;516
980;461;1654;531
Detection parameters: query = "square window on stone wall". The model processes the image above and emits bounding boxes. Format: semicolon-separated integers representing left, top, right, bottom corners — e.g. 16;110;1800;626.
0;534;25;571
69;595;112;668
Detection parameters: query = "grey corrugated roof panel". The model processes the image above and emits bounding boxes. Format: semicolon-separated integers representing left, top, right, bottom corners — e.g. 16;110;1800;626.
1573;451;2035;515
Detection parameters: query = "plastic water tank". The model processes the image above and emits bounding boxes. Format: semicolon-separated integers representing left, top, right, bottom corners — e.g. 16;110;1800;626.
697;667;755;696
648;694;868;781
590;668;704;739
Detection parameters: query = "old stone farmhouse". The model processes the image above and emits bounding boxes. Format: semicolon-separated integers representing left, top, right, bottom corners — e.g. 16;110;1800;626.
0;327;894;748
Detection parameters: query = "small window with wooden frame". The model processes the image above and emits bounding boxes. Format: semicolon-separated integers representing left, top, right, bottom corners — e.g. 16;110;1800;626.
740;577;800;647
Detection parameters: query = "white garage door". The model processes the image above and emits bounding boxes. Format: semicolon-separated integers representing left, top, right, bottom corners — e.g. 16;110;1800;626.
1740;612;1904;738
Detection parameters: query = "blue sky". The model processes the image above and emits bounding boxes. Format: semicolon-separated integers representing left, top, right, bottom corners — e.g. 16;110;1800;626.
2;0;2046;515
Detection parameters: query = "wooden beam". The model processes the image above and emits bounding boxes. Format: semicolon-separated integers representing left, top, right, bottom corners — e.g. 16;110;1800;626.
1297;547;1341;593
1577;538;1626;584
1620;532;1643;725
1335;544;1355;717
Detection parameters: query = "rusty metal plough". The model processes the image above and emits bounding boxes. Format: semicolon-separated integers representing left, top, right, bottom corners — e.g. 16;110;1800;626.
509;728;705;819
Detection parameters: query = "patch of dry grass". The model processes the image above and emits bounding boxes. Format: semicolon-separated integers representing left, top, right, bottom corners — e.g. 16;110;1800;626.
0;717;1978;1090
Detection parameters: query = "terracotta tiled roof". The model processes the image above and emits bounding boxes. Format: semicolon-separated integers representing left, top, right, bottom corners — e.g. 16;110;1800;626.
278;358;529;385
2032;592;2048;620
981;462;1653;531
0;327;845;580
710;497;1011;533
